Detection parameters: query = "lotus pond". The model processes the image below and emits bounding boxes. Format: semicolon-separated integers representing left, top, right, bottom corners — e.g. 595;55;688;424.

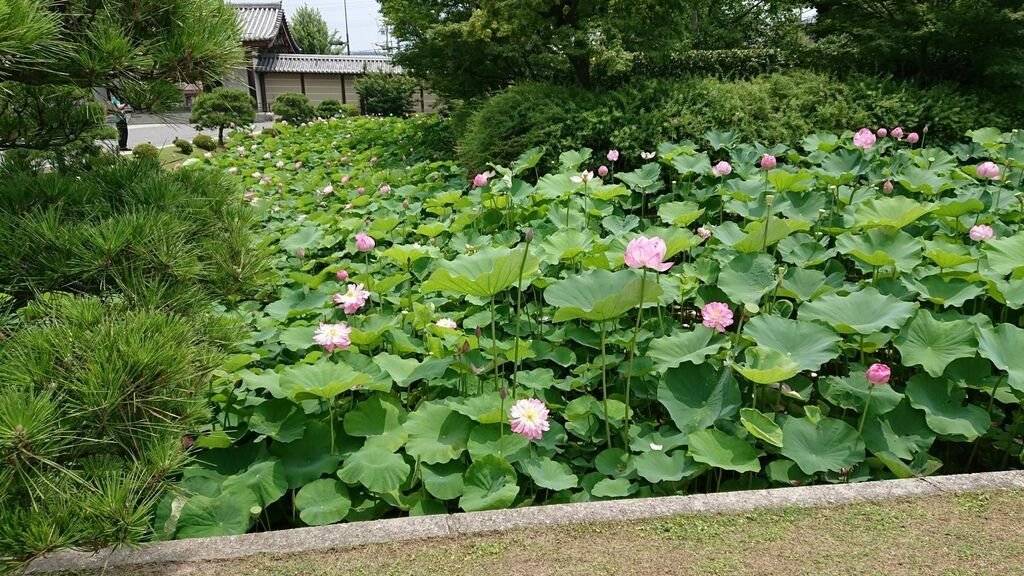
158;117;1024;538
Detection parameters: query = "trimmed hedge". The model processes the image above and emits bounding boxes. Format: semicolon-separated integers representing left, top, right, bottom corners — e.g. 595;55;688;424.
459;71;1024;172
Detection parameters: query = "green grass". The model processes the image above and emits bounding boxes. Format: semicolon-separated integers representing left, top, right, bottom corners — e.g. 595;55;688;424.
50;489;1024;576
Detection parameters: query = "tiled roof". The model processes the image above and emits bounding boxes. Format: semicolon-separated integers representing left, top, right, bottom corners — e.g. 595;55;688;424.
232;2;285;43
255;54;402;74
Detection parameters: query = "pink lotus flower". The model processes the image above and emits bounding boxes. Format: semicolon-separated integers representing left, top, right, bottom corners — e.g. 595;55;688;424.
341;175;350;184
970;224;994;242
276;161;284;169
370;157;378;164
883;180;894;193
314;322;351;353
261;177;271;185
379;184;391;195
509;398;550;441
712;161;733;177
323;185;334;195
598;165;609;177
295;247;305;259
336;269;349;281
640;151;656;160
294;161;303;169
333;283;370;314
356;187;366;196
697;226;712;240
355;232;375;251
624;236;673;272
853;128;876;149
251;172;262;179
760;154;777;170
473;170;495;187
607;149;620;162
977;161;1001;180
891;127;904;140
701;302;734;333
436;318;458;329
866;363;891;385
877;127;888;138
906;132;920;144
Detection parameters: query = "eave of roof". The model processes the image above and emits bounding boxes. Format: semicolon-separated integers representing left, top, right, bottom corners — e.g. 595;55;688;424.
255;54;402;74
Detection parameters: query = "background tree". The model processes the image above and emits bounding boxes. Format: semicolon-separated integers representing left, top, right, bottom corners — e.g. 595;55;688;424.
190;87;257;145
0;0;243;158
291;5;346;54
809;0;1024;89
355;73;417;117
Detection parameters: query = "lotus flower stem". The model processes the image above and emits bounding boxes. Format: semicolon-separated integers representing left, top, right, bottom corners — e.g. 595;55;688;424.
623;268;647;446
857;385;874;435
600;321;612;449
512;234;533;397
490;297;499;392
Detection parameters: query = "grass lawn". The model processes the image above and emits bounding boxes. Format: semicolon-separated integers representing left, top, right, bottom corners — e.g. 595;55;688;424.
57;489;1024;576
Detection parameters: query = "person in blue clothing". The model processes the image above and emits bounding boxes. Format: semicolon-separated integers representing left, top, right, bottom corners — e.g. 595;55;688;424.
108;94;130;151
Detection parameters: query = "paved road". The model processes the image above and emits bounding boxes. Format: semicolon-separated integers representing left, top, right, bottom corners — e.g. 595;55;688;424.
113;121;274;150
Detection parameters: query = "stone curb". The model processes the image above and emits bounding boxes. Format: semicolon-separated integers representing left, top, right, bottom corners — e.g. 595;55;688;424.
27;470;1024;573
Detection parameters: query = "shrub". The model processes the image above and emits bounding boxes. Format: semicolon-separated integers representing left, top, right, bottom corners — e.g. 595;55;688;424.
192;133;217;151
271;92;315;125
316;98;344;118
190;87;256;145
355;73;417;117
460;72;1024;171
173;138;193;155
341;103;359;117
131;142;160;161
260;126;280;138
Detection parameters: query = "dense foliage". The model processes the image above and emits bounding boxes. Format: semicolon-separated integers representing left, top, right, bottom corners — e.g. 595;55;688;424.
354;73;417;117
191;88;257;145
290;5;345;55
459;73;1024;173
315;99;345;118
272;93;316;125
0;159;267;569
160;115;1023;541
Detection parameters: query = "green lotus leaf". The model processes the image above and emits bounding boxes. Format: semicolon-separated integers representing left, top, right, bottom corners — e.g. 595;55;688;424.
403;401;474;464
221;459;288;508
294;479;351;526
798;288;918;334
977;322;1024;392
716;219;811;253
280;224;324;252
646;327;724;373
802;132;840;153
535;173;577;199
767;169;814;193
248;399;306;443
590;478;635;498
380;244;440;267
658;201;705;227
818;148;865;183
894;310;978;377
421;245;540;298
512;146;545;174
467;424;530;463
559;148;592;172
657;363;741;434
278;325;317;352
343;394;406;437
421;461;465;500
778;267;833;302
670;153;711;177
717;252;778;305
539;228;595;263
338;446;411;493
851;196;933;229
459;455;519;512
633;451;703;483
836;227;922;271
982;232;1024;276
687;428;761;473
175;487;259;539
739;408;784;448
861;401;936;460
743;315;841;372
904;374;990;440
777;234;837;267
278;362;374;401
521;457;579;491
896;166;954;195
543;268;662;322
734;346;800;384
817;372;904;415
902;275;986;308
268;420;345;489
780;416;865;475
447;392;507;424
766;460;812;485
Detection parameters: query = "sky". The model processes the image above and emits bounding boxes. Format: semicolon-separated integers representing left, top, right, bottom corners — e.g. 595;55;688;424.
280;0;386;53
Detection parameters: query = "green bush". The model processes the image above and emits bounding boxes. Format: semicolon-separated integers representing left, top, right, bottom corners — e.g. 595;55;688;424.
260;126;280;137
316;98;344;118
190;87;256;145
192;133;217;151
355;73;417;117
341;103;359;117
460;72;1024;171
131;143;160;161
173;138;193;155
271;92;315;125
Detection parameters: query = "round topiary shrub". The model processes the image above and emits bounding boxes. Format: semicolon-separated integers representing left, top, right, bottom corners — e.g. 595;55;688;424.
173;138;193;155
271;93;315;125
192;133;217;151
131;143;160;161
316;99;344;118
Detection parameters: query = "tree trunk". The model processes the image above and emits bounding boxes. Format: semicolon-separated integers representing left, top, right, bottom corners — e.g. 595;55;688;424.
218;125;224;145
568;53;591;88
